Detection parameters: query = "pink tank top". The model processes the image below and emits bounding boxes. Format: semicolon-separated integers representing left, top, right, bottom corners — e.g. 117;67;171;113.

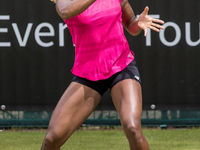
64;0;134;81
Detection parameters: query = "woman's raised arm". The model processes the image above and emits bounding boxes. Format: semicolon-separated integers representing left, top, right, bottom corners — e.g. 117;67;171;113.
53;0;96;20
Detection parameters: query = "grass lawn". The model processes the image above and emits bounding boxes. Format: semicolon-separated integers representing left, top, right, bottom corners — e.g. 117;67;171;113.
0;128;200;150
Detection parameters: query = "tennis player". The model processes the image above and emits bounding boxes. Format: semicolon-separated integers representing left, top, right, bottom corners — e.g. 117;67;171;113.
41;0;164;150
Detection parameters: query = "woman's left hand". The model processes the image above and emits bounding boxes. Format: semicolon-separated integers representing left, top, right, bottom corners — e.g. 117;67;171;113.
138;6;165;36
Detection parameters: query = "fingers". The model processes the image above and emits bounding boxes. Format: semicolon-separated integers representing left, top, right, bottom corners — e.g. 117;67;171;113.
140;6;165;36
149;25;160;32
148;17;165;31
144;29;148;36
147;22;164;34
142;6;149;16
143;21;165;36
144;26;160;36
151;22;165;30
152;18;165;25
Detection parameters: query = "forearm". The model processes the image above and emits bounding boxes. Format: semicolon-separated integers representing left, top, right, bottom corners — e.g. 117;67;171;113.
121;0;142;36
56;0;96;20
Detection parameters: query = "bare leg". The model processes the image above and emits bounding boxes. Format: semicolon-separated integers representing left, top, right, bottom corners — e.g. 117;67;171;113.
111;79;150;150
41;82;101;150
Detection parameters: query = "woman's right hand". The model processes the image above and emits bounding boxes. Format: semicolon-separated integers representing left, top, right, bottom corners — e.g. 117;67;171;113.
138;7;165;36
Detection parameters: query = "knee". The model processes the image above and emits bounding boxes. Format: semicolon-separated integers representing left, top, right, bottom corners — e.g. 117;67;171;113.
41;131;61;150
123;123;143;140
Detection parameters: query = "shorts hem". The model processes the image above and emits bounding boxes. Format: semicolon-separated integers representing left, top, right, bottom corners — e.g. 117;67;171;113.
71;79;105;96
110;77;141;89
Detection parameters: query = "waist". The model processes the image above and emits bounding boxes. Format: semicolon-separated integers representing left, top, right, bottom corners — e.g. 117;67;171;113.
72;49;135;81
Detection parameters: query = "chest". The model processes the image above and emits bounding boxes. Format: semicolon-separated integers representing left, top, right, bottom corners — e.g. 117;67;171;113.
78;0;121;17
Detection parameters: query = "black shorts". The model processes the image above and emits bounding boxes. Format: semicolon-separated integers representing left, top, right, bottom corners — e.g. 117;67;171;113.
71;60;141;96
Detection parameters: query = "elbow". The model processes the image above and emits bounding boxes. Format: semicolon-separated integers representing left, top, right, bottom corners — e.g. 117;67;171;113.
60;10;71;20
56;5;71;20
59;11;70;20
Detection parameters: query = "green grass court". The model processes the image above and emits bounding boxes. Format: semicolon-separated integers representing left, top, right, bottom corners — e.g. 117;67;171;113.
0;128;200;150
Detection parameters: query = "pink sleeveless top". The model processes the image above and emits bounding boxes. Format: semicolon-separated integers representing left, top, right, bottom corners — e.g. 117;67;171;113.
64;0;134;81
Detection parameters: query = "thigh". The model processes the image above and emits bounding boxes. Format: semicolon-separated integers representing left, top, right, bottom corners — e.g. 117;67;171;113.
111;79;142;126
47;82;102;145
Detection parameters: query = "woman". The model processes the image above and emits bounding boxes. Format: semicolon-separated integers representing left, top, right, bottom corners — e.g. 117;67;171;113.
41;0;164;150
